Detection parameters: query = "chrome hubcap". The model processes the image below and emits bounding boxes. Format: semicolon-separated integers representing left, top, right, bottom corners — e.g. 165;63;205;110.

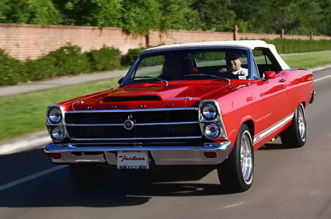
240;132;253;184
297;107;306;140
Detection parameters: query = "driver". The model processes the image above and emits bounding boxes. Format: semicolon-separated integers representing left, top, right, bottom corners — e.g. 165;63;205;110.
219;50;248;76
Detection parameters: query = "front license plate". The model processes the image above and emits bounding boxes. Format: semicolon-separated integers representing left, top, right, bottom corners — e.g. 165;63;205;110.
117;151;149;169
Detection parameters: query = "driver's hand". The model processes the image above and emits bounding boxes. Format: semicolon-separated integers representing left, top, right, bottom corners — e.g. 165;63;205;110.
218;68;228;73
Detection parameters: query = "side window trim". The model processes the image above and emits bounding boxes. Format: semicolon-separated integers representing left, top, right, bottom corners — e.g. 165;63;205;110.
260;48;282;72
248;50;260;79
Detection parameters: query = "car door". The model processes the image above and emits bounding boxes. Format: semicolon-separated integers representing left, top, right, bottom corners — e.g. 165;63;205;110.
254;49;290;139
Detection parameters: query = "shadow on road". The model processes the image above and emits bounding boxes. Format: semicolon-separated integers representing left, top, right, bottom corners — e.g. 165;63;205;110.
0;149;233;208
259;142;298;150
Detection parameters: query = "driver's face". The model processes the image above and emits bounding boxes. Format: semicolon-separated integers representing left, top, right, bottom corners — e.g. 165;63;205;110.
226;54;242;71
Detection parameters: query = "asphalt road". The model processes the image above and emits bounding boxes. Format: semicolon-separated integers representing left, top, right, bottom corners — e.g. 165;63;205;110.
1;67;331;219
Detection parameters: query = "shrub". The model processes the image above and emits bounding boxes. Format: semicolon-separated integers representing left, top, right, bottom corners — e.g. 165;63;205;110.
124;46;156;65
0;49;25;85
85;46;121;72
46;44;90;76
262;38;331;54
124;48;145;65
25;56;58;81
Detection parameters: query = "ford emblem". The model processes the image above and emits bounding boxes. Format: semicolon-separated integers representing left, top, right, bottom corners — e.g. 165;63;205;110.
124;115;135;130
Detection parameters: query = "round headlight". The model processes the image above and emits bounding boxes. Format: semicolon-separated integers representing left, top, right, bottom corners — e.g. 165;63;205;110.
204;123;220;139
48;107;62;124
50;127;64;141
202;103;217;120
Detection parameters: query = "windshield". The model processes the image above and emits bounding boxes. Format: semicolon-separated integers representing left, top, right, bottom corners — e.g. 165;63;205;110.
123;48;250;84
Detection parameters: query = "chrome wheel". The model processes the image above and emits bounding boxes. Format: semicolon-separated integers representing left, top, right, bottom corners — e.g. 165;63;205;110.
281;103;307;148
240;131;253;184
297;106;306;141
217;124;254;192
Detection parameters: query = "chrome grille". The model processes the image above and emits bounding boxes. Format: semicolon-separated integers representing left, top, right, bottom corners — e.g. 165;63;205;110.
64;108;201;140
65;110;197;124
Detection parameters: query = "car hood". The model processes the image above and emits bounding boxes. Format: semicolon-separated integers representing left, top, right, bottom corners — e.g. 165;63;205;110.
58;81;249;111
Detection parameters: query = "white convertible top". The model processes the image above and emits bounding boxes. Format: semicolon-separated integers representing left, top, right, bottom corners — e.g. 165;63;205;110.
145;40;270;51
143;40;290;70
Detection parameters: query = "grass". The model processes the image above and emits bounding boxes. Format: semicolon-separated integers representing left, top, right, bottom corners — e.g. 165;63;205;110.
0;79;120;141
282;51;331;69
0;51;330;142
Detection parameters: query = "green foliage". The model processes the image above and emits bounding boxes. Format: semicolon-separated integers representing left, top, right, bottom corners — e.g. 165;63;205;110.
121;0;161;35
124;47;148;65
57;0;123;27
27;0;62;24
0;0;62;24
142;56;164;66
25;56;57;81
46;44;90;75
234;19;255;33
191;0;235;31
1;0;330;36
0;0;30;23
159;0;200;31
124;46;157;65
91;0;123;27
85;46;121;72
0;49;25;85
263;38;331;54
316;0;331;36
200;51;225;61
231;0;323;35
0;0;11;21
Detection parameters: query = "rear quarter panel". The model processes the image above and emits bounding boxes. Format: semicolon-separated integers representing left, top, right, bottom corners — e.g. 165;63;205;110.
282;69;314;111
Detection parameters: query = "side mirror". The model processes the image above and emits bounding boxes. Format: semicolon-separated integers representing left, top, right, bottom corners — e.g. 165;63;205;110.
118;77;124;85
264;71;276;80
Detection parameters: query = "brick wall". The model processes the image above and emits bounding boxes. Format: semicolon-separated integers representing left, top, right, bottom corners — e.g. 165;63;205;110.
148;30;233;46
0;23;330;60
0;24;146;60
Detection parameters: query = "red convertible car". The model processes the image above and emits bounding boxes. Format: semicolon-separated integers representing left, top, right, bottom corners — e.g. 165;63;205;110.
44;40;315;192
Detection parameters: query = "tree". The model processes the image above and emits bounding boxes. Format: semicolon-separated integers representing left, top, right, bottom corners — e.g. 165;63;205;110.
191;0;235;31
55;0;122;27
159;0;200;31
316;0;331;36
121;0;161;35
0;0;30;24
27;0;63;25
91;0;123;27
231;0;323;35
0;0;329;36
0;0;62;25
0;0;12;21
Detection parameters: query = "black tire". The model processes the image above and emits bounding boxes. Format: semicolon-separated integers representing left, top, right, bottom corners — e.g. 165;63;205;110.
281;104;306;148
70;163;113;189
217;124;254;192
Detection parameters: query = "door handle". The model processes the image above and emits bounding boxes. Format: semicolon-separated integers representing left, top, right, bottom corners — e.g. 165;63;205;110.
279;78;286;82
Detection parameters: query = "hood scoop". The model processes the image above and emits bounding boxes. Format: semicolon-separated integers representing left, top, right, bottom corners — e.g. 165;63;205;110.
103;95;162;102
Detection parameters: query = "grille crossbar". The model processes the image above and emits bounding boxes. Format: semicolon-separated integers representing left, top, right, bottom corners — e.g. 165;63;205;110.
64;108;201;140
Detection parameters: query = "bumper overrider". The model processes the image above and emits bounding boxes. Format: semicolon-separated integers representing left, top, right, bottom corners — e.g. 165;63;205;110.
44;141;231;165
310;90;316;104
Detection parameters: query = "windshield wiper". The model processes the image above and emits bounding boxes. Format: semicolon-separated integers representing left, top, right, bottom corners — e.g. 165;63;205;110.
134;76;168;86
183;74;230;83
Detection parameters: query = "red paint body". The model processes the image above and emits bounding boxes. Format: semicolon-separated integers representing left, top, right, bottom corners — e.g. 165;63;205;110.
55;67;314;151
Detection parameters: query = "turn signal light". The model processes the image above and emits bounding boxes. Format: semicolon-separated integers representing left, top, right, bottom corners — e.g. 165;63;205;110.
49;153;61;159
204;152;217;158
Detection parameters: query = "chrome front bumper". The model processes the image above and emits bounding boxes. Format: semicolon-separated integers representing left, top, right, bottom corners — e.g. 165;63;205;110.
44;141;231;166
